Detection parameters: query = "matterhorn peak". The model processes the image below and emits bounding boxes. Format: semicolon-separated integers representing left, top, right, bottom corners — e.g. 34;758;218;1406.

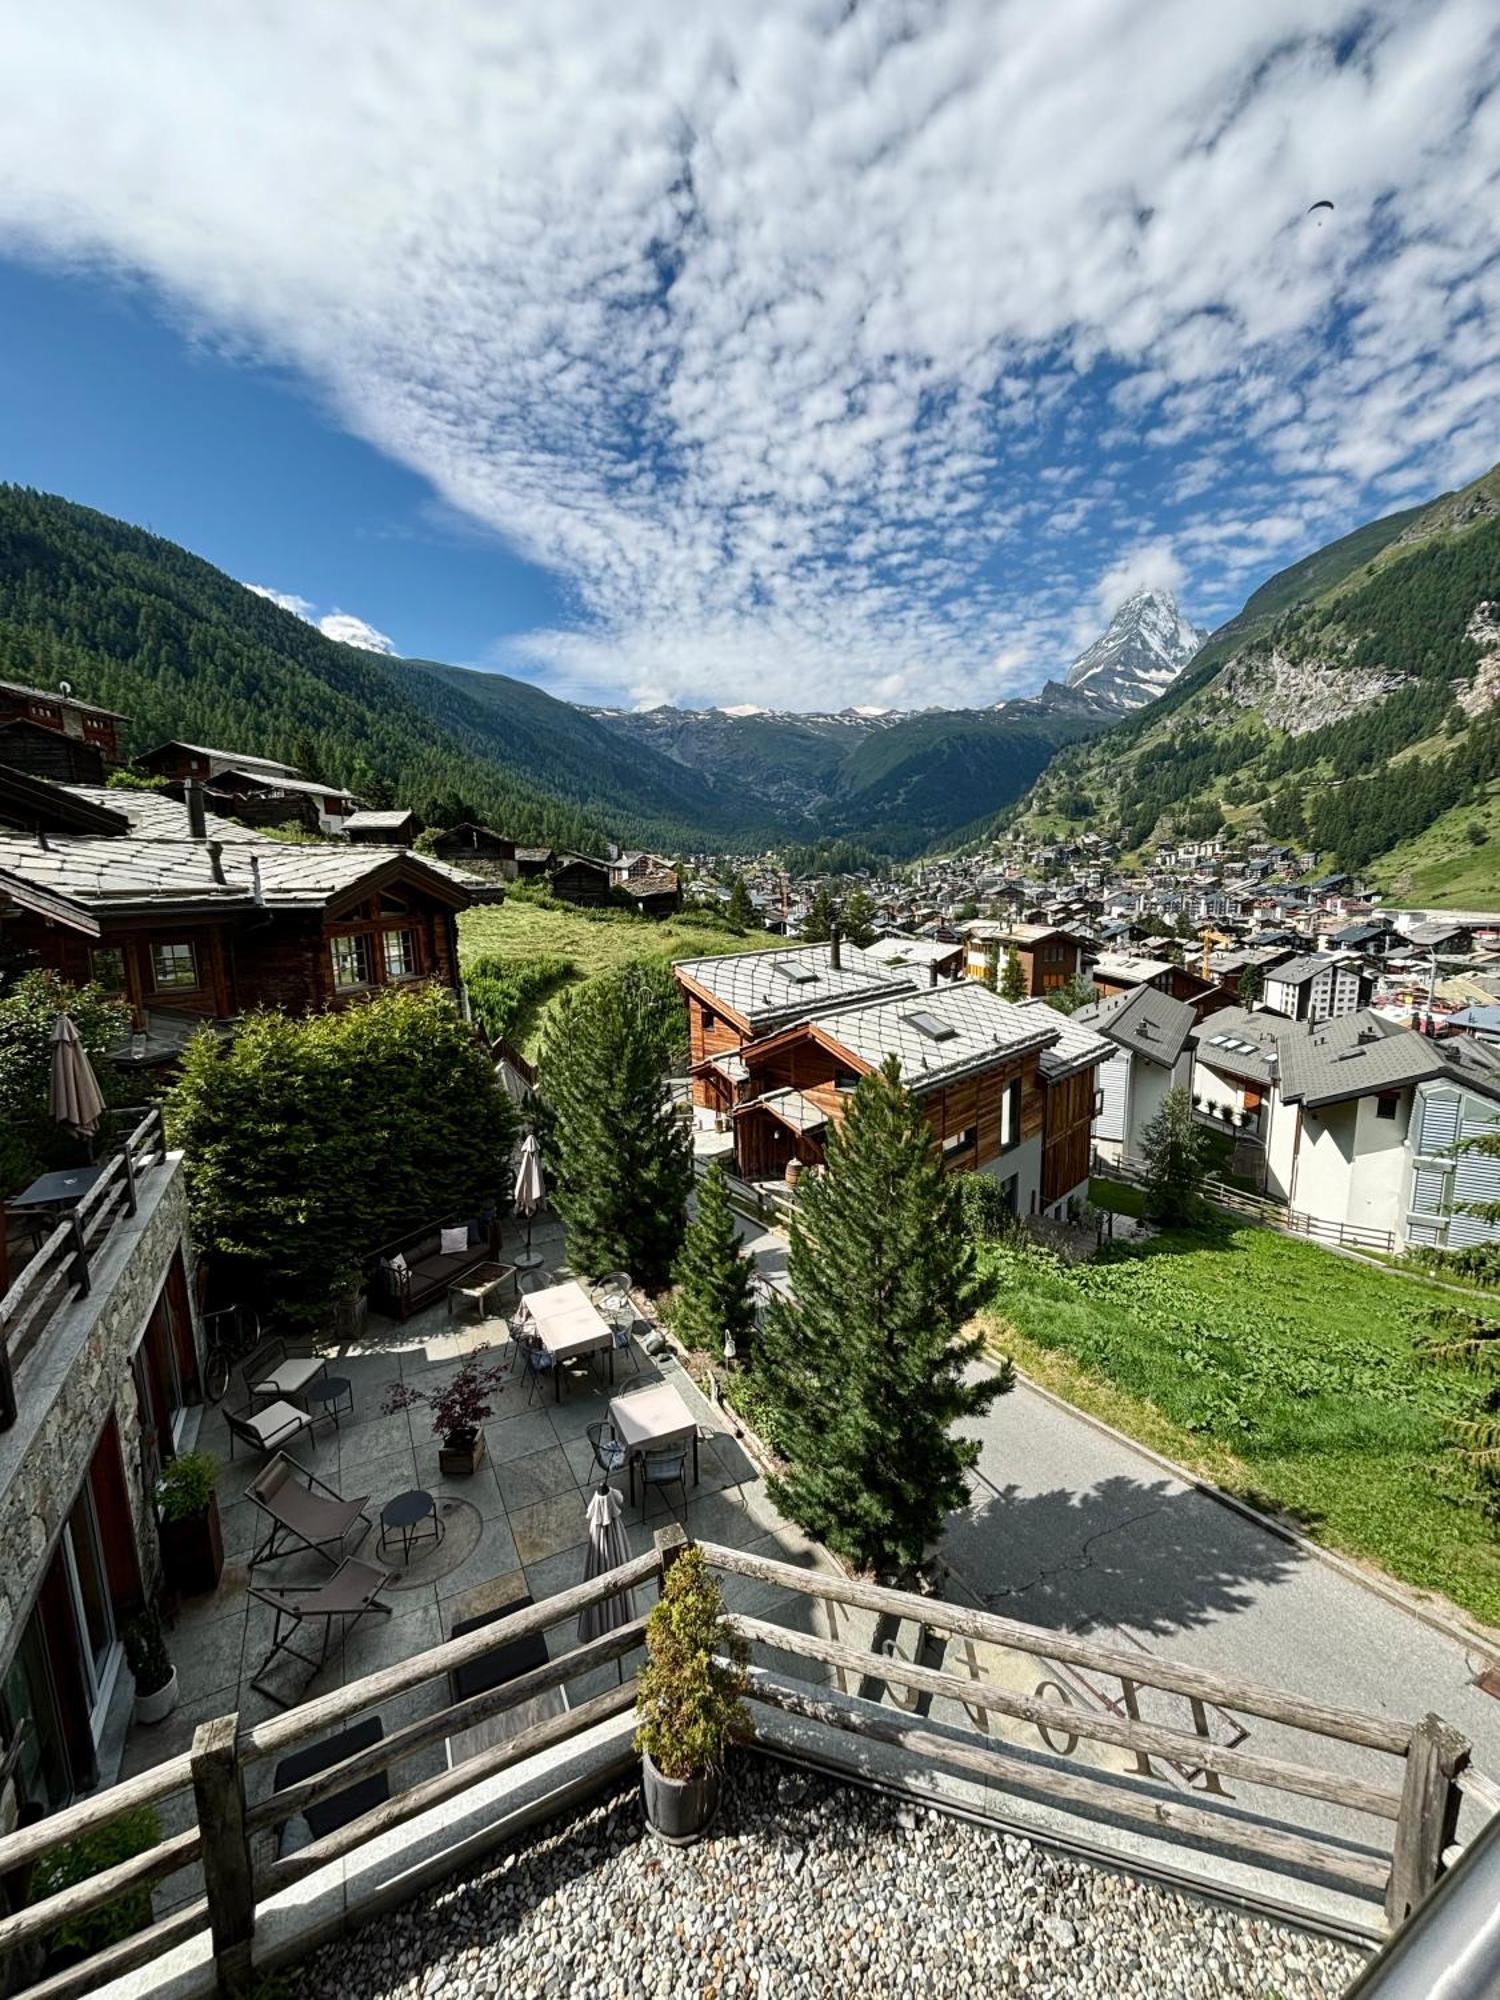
1063;587;1207;712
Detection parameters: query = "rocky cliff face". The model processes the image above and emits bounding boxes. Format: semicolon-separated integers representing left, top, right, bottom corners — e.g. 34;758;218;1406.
1218;647;1408;735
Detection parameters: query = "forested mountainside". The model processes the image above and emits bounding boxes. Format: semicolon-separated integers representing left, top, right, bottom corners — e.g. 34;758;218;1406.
998;465;1500;895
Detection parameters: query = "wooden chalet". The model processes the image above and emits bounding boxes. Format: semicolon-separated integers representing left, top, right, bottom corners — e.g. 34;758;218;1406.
135;741;301;785
0;678;125;768
343;808;417;846
0;717;106;786
549;853;612;906
964;923;1087;995
610;850;682;918
425;824;520;879
730;981;1111;1217
674;940;920;1113
203;767;360;835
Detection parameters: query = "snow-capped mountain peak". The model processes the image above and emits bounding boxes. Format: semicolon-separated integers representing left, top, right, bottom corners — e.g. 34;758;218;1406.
1063;588;1208;712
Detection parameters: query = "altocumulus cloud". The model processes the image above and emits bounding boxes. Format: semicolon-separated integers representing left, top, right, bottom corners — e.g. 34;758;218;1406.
246;583;397;656
3;2;1498;709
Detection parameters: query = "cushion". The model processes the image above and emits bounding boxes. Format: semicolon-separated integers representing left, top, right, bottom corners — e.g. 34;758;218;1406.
441;1226;468;1256
388;1252;408;1275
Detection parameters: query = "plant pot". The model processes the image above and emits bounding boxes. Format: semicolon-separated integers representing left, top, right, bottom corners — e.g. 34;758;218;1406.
133;1665;179;1727
641;1751;721;1845
158;1493;224;1596
439;1431;487;1477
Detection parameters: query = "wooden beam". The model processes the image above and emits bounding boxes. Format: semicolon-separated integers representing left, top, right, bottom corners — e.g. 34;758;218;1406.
0;1829;199;1956
0;1753;195;1879
191;1714;256;1995
17;1898;210;2000
1386;1712;1470;1926
698;1541;1412;1756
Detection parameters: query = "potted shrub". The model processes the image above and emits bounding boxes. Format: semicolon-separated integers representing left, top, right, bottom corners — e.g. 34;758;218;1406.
122;1609;177;1726
383;1350;508;1475
634;1548;748;1844
156;1452;223;1595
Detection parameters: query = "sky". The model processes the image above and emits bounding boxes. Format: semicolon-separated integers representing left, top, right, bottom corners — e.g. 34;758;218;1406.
0;2;1496;715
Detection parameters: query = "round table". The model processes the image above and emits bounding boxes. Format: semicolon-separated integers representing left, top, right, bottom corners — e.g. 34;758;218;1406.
378;1489;443;1563
305;1374;354;1427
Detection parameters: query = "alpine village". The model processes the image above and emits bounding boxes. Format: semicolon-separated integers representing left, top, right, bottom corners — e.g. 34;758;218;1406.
3;17;1500;1997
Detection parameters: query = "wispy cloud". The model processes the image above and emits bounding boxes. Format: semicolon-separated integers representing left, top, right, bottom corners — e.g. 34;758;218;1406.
246;581;397;655
3;2;1498;709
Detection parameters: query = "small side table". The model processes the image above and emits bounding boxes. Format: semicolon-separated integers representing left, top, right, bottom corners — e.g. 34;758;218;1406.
379;1489;443;1564
306;1375;354;1429
447;1261;518;1320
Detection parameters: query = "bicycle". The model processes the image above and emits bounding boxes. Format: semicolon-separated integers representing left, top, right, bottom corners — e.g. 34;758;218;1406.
200;1303;262;1404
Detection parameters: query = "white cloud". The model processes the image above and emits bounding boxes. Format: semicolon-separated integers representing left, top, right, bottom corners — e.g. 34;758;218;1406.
3;2;1498;708
317;611;398;655
245;583;315;617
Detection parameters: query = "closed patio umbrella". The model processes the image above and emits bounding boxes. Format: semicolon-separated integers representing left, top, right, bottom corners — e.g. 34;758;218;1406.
49;1013;105;1142
512;1132;546;1270
579;1482;635;1654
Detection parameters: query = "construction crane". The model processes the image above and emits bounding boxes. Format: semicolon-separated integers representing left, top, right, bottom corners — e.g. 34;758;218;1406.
1199;927;1234;982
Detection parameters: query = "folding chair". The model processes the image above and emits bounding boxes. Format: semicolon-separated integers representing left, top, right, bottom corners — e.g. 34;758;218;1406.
246;1453;372;1567
249;1558;393;1705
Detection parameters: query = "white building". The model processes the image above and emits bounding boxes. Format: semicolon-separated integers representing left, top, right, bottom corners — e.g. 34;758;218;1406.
1262;952;1372;1024
1077;985;1196;1166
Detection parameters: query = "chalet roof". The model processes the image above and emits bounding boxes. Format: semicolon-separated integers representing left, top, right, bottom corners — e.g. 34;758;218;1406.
1081;983;1195;1068
0;764;129;837
1091;953;1173;986
742;1087;827;1135
619;870;679;898
862;934;963;969
64;786;261;843
1269;953;1352;987
795;979;1059;1094
1278;1012;1450;1108
0;676;128;721
1188;1005;1290;1086
0;865;99;936
1329;920;1393;946
343;810;415;833
1015;999;1114;1081
674;942;917;1033
210;769;357;803
1402;919;1475;948
140;741;300;776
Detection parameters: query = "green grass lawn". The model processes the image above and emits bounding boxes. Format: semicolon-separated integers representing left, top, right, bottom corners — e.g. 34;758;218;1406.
1372;779;1500;908
976;1219;1500;1629
459;897;778;1057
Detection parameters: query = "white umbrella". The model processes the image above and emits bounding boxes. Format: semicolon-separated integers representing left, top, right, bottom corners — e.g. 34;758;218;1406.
512;1132;546;1269
579;1483;635;1650
49;1014;105;1141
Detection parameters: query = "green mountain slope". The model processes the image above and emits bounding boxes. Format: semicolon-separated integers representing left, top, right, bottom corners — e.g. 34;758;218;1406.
999;464;1500;904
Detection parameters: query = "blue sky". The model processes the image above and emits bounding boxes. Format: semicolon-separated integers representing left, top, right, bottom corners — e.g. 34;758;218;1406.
0;3;1495;713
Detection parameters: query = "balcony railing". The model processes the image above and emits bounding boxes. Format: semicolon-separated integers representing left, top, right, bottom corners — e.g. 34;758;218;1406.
0;1105;170;1429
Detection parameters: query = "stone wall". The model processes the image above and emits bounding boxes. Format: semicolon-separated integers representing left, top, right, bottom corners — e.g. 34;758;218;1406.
0;1156;195;1673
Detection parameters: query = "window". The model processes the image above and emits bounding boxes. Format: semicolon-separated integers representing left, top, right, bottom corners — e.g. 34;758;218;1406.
89;946;126;995
999;1076;1023;1152
942;1125;977;1160
61;1486;118;1733
383;928;419;979
1376;1092;1399;1121
834;1070;861;1093
331;933;372;990
151;940;198;990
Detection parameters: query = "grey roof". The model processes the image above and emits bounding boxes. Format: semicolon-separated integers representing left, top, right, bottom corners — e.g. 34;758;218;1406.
674;941;917;1033
1402;919;1475;947
1085;982;1195;1068
863;934;963;969
0;865;99;935
801;979;1060;1094
1091;952;1173;985
1189;1005;1292;1086
1278;1012;1449;1108
741;1087;828;1134
211;769;357;803
1015;999;1114;1080
65;786;262;843
343;809;415;832
696;1050;749;1083
1267;953;1349;987
144;742;300;775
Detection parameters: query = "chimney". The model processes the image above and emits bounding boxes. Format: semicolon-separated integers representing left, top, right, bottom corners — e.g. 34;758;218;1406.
207;840;226;886
929;961;940;989
829;924;842;971
186;780;207;840
250;856;265;907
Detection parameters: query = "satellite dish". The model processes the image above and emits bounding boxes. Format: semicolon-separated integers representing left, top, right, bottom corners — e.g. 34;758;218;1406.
58;680;72;697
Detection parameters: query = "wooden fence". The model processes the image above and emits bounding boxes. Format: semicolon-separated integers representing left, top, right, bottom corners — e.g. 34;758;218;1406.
1094;1155;1397;1253
0;1529;1489;1999
0;1106;170;1431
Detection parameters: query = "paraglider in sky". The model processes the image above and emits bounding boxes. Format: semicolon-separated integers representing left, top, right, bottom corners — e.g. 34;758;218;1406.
1307;200;1335;223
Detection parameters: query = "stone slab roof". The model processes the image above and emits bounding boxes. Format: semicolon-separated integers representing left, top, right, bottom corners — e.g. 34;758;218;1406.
1277;1012;1451;1107
674;942;917;1033
806;979;1059;1093
1081;983;1196;1068
1015;999;1114;1081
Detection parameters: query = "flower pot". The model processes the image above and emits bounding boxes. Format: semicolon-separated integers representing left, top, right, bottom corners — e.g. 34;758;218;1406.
641;1751;721;1845
439;1431;487;1477
159;1493;224;1596
133;1665;179;1727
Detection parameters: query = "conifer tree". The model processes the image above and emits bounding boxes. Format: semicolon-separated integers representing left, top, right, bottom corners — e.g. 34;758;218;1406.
538;964;692;1287
754;1057;1010;1575
799;887;838;942
999;945;1027;1002
841;890;878;948
673;1161;759;1363
1139;1085;1211;1226
726;877;756;930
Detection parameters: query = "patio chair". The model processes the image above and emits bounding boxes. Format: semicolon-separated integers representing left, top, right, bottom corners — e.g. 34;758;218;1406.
506;1313;538;1376
272;1716;388;1856
591;1270;633;1313
639;1445;689;1523
522;1342;555;1406
604;1314;641;1380
517;1268;552;1296
249;1557;393;1705
244;1336;329;1409
586;1420;630;1482
246;1453;372;1568
225;1396;314;1461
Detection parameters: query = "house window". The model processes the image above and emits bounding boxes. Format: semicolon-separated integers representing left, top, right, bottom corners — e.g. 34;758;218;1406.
834;1070;861;1093
89;946;126;995
942;1126;978;1160
383;928;419;980
1000;1076;1023;1152
331;933;373;990
1376;1092;1399;1121
151;941;198;990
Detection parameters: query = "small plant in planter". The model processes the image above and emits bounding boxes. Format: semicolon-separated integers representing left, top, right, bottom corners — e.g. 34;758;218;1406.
30;1804;162;1967
122;1608;177;1726
155;1451;223;1595
634;1548;749;1844
383;1350;508;1475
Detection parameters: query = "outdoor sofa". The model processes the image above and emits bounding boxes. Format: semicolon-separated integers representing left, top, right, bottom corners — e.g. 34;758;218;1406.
368;1210;500;1320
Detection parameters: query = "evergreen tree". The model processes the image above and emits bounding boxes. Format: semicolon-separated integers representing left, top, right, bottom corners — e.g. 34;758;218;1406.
726;877;756;930
1238;963;1264;1009
673;1161;759;1363
841;890;878;949
753;1057;1011;1575
538;963;692;1288
1139;1085;1212;1226
799;886;838;942
999;945;1027;1003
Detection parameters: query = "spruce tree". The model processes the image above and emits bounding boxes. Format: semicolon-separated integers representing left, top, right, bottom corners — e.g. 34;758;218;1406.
1139;1085;1211;1226
841;890;878;949
754;1057;1011;1576
538;964;692;1287
799;887;838;942
726;877;756;930
999;945;1027;1002
673;1161;759;1363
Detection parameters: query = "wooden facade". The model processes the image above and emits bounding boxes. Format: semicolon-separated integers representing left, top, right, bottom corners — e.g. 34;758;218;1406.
550;855;612;906
1041;1067;1100;1206
0;681;123;767
0;719;106;786
680;969;757;1108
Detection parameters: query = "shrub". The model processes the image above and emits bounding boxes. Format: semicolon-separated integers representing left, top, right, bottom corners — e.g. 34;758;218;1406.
156;1451;218;1522
464;952;574;1044
954;1171;1019;1242
0;972;130;1197
634;1549;749;1781
122;1609;173;1697
31;1806;162;1961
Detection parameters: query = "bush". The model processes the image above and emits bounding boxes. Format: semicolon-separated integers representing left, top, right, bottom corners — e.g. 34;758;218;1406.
464;952;574;1044
0;972;131;1197
634;1549;748;1781
156;1451;217;1522
122;1608;173;1697
166;986;517;1325
954;1171;1021;1242
31;1806;162;1961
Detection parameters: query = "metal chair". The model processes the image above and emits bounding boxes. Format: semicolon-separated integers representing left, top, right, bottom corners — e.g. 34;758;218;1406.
591;1271;633;1313
245;1453;371;1568
600;1313;641;1382
243;1337;329;1410
249;1558;393;1705
523;1342;556;1406
517;1268;552;1296
506;1313;537;1376
225;1396;314;1461
638;1446;689;1523
586;1420;630;1482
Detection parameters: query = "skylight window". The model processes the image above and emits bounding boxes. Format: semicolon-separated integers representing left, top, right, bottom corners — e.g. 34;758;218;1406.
771;962;820;985
904;1010;958;1042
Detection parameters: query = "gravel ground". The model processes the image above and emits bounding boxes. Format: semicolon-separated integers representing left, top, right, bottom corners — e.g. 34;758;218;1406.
297;1759;1369;2000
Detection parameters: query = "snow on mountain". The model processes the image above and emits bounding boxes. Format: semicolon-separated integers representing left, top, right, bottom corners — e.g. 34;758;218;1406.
1063;588;1208;712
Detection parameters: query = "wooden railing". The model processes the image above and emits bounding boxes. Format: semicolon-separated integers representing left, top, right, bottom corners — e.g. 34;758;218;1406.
0;1530;1490;1999
0;1107;170;1430
1093;1157;1397;1253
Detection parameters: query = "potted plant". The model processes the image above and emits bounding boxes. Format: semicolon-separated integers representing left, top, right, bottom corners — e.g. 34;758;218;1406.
634;1548;748;1844
122;1610;177;1726
383;1350;508;1475
156;1452;223;1595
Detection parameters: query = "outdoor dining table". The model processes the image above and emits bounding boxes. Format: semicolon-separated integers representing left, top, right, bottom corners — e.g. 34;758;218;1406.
524;1280;614;1402
608;1381;700;1504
